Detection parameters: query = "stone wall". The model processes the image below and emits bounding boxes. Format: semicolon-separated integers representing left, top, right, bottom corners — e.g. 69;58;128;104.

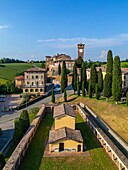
76;104;128;170
3;104;46;170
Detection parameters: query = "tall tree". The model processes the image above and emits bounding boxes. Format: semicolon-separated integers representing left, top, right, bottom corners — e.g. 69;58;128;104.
90;64;97;93
81;62;87;90
82;81;85;97
104;50;113;98
77;76;80;96
51;87;55;103
64;89;67;102
112;56;122;101
126;92;128;106
0;152;6;170
96;84;100;100
61;61;67;92
58;63;61;75
98;68;103;92
88;80;92;98
20;109;30;133
72;63;77;92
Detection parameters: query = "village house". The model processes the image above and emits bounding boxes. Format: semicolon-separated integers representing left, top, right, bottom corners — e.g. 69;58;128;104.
48;104;84;153
15;67;47;95
86;66;128;91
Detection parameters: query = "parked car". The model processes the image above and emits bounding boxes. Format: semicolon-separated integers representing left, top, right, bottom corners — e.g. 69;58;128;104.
54;84;61;92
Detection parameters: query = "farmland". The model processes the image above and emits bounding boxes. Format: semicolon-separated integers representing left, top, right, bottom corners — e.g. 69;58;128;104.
0;63;42;84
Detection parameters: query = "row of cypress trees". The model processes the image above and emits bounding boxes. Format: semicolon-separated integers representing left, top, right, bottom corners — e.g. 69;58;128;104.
72;50;122;101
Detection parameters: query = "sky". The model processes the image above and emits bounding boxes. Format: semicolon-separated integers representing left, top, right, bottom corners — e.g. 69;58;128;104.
0;0;128;61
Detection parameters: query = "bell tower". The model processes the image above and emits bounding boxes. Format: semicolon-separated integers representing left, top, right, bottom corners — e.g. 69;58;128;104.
77;43;85;60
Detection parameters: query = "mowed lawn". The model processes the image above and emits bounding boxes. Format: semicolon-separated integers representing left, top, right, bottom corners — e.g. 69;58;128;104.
57;95;128;143
0;63;42;83
19;112;117;170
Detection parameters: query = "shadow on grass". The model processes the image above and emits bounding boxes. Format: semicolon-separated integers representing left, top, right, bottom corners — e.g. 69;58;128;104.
67;96;78;102
76;121;102;151
19;112;53;170
0;64;5;67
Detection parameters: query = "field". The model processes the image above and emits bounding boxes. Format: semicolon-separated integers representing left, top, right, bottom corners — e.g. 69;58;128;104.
0;63;42;84
19;112;117;170
121;61;128;68
56;95;128;143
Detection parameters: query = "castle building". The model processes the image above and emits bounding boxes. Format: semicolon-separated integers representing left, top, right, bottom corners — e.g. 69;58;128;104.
48;104;84;153
15;67;47;95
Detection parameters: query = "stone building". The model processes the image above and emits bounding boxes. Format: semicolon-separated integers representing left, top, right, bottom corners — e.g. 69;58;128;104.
86;66;128;91
48;104;83;153
15;67;47;95
46;43;85;75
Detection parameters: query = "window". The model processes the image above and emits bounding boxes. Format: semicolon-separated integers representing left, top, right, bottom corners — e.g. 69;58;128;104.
30;89;33;92
35;89;38;92
27;82;29;84
32;82;34;86
32;75;34;79
36;75;38;79
26;75;28;79
40;89;43;92
25;89;28;92
124;75;126;79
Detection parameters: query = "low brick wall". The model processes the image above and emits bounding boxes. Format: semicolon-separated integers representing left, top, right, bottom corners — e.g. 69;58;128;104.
76;104;128;170
3;104;46;170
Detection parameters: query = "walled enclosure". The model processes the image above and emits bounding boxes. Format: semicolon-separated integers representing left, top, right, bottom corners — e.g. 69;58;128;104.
75;103;128;170
3;104;51;170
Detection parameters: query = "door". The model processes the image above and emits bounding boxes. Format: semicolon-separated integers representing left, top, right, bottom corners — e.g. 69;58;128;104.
59;143;64;152
77;145;81;152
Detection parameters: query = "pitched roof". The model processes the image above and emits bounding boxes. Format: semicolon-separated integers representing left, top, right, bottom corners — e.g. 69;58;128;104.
15;75;24;80
48;127;83;144
25;67;46;72
53;104;76;119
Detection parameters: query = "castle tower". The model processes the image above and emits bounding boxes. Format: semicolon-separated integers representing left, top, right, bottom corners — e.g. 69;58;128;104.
77;43;85;60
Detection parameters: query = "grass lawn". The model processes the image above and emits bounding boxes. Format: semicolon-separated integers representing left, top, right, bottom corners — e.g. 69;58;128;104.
56;95;128;143
0;63;42;84
19;112;117;170
5;111;38;161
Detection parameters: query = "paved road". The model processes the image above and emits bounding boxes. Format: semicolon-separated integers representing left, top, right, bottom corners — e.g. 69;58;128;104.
0;85;74;152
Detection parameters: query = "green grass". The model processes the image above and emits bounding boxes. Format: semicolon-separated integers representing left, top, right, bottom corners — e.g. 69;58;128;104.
5;111;39;161
0;63;42;84
19;112;117;170
121;61;128;68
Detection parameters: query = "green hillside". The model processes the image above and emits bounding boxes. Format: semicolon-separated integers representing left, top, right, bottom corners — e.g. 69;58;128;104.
121;61;128;68
0;63;42;84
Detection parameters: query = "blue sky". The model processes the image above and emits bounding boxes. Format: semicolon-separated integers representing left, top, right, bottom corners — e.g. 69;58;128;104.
0;0;128;61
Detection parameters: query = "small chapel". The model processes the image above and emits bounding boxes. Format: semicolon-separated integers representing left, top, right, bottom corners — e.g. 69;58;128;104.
48;104;83;153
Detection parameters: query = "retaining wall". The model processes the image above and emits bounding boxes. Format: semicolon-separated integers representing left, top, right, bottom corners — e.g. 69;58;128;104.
3;104;46;170
76;104;128;170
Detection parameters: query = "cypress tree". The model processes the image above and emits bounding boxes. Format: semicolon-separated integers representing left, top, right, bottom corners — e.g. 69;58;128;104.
64;89;67;102
72;63;77;92
13;118;23;145
77;76;80;96
58;63;61;75
126;92;128;106
20;109;30;133
90;64;97;93
88;81;92;98
98;68;103;92
112;56;122;101
82;81;85;97
96;84;100;100
61;61;67;92
51;87;55;103
81;62;87;90
104;50;113;98
0;152;6;170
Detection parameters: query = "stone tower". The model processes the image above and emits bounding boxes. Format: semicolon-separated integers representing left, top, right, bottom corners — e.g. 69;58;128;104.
77;43;85;60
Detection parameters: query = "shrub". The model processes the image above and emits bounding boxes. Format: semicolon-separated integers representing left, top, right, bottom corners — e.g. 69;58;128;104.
28;107;39;114
20;110;30;133
64;89;67;102
0;152;6;170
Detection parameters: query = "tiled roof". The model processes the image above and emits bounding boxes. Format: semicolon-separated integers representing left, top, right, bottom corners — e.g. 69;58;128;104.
15;75;24;80
25;67;46;72
49;127;83;144
53;104;76;119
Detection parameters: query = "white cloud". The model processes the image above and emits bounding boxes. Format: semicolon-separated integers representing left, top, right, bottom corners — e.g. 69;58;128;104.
36;33;128;49
0;25;10;29
98;50;108;59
